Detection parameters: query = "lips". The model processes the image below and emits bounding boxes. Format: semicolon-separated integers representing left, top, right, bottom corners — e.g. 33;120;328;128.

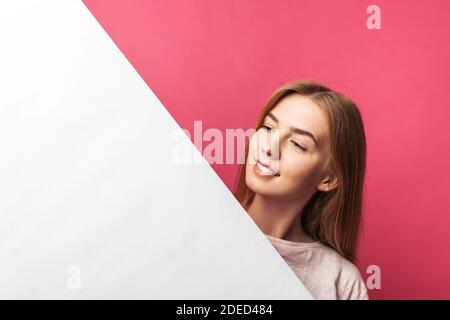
257;158;270;167
253;157;280;177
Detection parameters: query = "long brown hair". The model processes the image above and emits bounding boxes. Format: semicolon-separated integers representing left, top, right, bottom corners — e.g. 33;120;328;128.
233;79;366;263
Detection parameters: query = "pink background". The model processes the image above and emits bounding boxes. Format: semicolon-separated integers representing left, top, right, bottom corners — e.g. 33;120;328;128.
82;0;450;299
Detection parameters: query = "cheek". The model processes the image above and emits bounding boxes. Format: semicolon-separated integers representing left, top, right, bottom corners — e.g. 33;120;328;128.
244;138;257;179
246;133;259;163
279;154;318;187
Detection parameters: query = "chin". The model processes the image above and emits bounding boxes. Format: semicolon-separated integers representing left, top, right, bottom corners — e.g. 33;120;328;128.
245;176;276;196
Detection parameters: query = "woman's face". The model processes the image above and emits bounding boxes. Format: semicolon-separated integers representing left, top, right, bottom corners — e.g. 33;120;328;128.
245;94;334;200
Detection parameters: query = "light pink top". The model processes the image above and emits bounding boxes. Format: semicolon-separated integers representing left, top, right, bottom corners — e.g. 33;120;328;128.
265;234;369;300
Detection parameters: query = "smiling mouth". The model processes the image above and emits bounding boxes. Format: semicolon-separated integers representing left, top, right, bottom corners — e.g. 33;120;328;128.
254;159;280;177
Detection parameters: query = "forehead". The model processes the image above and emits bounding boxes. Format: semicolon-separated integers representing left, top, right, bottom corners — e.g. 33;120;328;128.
268;94;329;142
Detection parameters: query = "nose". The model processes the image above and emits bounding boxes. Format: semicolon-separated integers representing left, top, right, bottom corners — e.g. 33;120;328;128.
261;135;280;160
262;144;272;157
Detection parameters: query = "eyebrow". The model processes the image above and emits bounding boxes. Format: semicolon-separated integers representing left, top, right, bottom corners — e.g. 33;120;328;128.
266;112;319;147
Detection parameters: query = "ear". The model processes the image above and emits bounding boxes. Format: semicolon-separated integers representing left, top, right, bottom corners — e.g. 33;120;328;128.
317;172;339;192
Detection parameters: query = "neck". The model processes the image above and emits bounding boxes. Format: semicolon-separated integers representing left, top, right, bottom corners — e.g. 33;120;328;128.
246;193;315;243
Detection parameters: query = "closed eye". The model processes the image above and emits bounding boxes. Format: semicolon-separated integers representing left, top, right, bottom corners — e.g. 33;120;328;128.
261;125;306;151
291;140;306;151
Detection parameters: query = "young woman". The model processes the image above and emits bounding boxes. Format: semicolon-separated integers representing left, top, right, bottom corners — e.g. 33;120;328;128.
234;80;368;300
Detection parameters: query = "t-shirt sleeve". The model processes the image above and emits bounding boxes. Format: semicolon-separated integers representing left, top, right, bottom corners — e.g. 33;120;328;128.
338;264;370;300
342;277;369;300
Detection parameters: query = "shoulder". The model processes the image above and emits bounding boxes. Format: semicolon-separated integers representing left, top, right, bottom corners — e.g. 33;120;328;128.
312;244;369;300
265;236;369;300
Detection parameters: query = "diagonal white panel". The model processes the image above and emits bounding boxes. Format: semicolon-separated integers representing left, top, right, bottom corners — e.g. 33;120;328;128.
0;0;313;299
